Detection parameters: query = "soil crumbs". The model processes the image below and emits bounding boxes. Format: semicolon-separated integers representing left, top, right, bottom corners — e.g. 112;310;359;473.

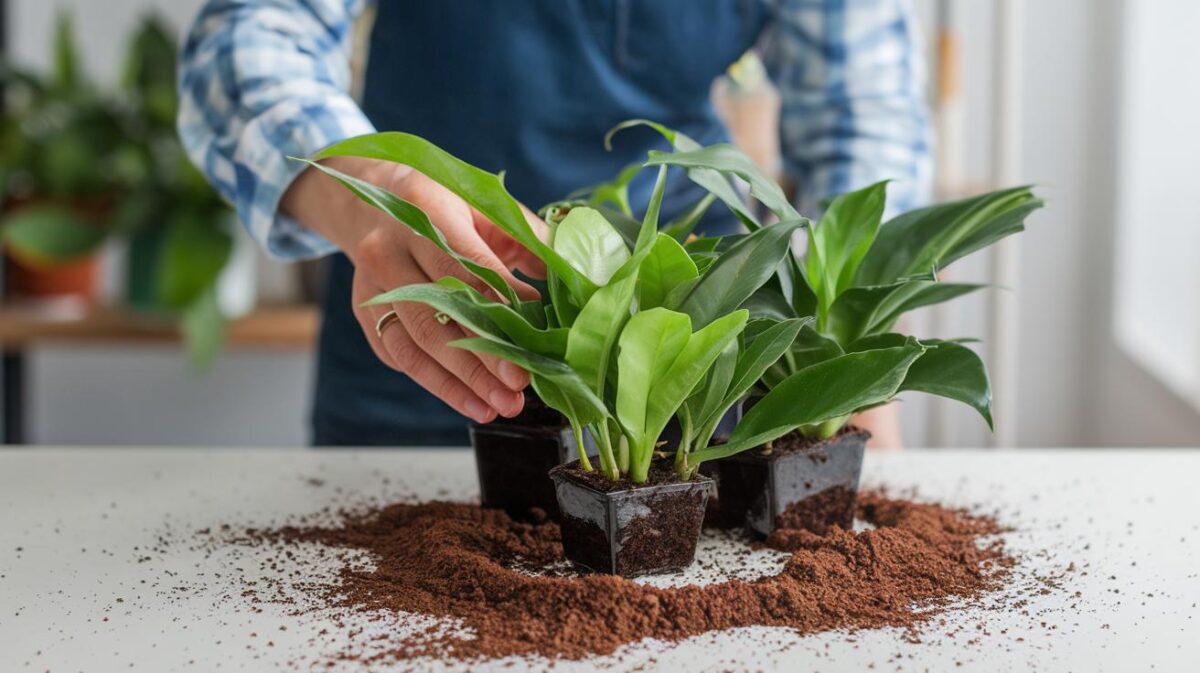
192;491;1013;669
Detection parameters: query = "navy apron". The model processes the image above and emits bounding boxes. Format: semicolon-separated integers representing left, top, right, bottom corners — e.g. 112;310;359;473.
313;0;769;446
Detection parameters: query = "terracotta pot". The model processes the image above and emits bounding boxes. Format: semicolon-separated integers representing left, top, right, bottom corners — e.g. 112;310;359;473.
5;250;101;302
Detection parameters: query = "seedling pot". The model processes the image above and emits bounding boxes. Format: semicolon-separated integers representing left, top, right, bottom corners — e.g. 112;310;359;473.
549;462;712;577
471;400;596;519
708;428;869;537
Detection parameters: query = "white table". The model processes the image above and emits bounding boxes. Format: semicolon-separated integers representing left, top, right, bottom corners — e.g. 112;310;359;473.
1;448;1198;672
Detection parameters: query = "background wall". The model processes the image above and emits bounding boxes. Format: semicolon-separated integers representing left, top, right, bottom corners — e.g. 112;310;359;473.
6;0;1198;447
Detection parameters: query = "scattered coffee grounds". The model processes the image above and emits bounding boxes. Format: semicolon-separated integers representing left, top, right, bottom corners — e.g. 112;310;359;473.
238;490;1009;666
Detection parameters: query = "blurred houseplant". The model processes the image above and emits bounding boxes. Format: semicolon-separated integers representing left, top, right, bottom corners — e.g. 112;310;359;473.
0;14;237;365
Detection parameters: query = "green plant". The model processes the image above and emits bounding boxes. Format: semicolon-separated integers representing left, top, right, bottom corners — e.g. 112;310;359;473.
606;124;1042;472
299;126;805;484
0;13;233;366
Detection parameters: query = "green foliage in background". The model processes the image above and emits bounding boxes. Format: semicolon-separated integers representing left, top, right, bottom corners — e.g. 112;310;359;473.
0;13;233;368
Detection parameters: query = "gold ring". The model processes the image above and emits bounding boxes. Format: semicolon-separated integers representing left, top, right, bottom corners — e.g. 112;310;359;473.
374;310;400;339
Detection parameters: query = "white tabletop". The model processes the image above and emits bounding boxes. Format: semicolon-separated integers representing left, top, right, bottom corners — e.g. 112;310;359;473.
1;448;1198;672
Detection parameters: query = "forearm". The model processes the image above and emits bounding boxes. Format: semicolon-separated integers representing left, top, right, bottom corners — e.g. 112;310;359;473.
280;158;410;259
177;0;373;260
762;0;933;216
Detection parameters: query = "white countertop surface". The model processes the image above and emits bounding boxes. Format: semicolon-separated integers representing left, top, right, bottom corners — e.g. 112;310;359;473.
1;447;1198;672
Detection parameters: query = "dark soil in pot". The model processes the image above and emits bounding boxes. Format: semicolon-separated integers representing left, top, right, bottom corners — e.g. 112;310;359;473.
548;460;712;577
707;426;869;537
471;395;596;520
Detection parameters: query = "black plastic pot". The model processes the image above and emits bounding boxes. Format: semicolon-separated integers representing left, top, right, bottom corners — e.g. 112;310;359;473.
471;399;596;519
549;463;712;577
707;428;869;537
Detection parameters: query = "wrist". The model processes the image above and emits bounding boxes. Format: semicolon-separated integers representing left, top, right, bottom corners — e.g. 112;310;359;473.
281;156;412;256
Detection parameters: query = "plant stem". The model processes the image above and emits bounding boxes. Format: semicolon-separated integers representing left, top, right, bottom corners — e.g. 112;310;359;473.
799;414;850;440
593;423;620;481
630;443;652;485
615;431;630;473
573;425;593;471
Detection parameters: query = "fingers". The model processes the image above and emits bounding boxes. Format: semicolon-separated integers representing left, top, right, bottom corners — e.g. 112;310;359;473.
353;282;500;424
391;265;525;416
471;205;548;281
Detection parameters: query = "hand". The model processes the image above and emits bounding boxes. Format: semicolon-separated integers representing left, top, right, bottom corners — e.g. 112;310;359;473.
282;157;547;423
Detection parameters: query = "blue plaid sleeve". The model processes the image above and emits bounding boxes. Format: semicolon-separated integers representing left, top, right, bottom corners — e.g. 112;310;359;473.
759;0;933;219
177;0;375;260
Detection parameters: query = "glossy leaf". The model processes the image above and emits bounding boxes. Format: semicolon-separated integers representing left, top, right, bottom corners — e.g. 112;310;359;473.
694;340;924;463
552;206;630;287
645;144;802;223
312;132;596;302
850;334;993;429
805;181;886;315
639;234;698;309
365;281;567;357
662;193;716;242
607;119;760;229
674;220;802;327
566;274;637;396
857;186;1043;286
300;159;522;306
452;337;608;428
826;279;986;343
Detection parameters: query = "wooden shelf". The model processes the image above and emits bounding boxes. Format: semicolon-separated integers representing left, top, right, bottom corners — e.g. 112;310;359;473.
0;303;319;349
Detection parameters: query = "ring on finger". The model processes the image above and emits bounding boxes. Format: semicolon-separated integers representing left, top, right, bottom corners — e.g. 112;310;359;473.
375;310;401;339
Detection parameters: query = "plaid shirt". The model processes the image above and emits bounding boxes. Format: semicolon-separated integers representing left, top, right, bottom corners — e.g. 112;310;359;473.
178;0;931;260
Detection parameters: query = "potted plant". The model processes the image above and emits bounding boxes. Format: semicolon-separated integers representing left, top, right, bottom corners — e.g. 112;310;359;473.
297;125;805;576
0;14;127;302
637;135;1044;534
0;14;239;367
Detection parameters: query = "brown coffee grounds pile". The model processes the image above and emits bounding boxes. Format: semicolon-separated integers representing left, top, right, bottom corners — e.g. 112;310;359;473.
251;491;1009;665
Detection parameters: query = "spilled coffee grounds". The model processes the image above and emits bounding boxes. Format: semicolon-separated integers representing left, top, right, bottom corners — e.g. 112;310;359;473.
241;491;1010;664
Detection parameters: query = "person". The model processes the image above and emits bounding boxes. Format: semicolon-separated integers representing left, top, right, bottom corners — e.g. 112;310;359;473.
178;0;930;448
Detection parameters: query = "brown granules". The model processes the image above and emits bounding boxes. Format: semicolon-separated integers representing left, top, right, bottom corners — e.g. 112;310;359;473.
250;491;1009;665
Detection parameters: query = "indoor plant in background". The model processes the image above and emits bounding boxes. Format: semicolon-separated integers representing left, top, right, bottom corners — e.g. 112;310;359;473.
298;127;818;576
0;14;126;302
0;14;239;366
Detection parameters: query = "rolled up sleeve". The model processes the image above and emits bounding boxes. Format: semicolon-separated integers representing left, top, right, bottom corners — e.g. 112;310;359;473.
178;0;374;259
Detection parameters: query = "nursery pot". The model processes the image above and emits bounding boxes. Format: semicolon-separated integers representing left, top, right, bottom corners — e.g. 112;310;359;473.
549;462;712;577
470;398;597;519
708;428;869;537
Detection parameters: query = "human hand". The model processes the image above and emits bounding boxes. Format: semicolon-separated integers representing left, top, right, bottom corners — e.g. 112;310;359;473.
283;157;546;423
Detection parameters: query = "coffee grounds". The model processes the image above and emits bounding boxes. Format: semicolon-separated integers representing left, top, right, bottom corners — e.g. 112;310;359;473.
243;490;1009;666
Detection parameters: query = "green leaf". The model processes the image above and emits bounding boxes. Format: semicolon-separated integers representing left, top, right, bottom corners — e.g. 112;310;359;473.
1;205;106;262
552;206;630;287
619;309;748;480
805;181;887;316
157;212;233;308
741;287;795;321
607;119;761;230
694;340;924;463
849;334;993;429
365;280;567;357
452;337;608;428
299;159;522;306
662;193;716;242
673;220;802;327
53;12;79;91
645;144;802;223
566;274;637;396
573;162;643;215
639;234;698;309
312;132;596;302
181;286;227;371
857;186;1044;286
826;279;986;343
